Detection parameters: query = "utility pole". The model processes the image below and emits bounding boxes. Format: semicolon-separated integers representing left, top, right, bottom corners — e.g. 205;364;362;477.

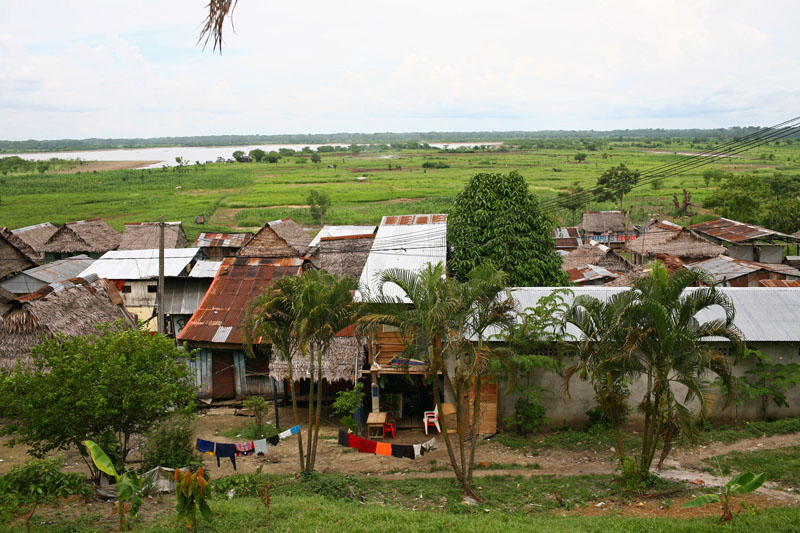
157;215;165;335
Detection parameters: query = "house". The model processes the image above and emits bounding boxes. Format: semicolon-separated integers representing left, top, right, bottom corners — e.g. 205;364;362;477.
689;218;800;263
627;219;726;265
494;287;800;425
78;248;203;328
308;225;377;278
553;227;583;251
308;225;378;247
1;254;95;294
689;255;800;287
579;211;634;246
8;222;59;262
236;218;312;258
118;222;189;250
41;218;121;262
177;257;310;400
0;274;135;368
193;232;253;260
566;264;620;286
161;260;221;338
602;255;686;287
561;242;632;273
0;230;36;280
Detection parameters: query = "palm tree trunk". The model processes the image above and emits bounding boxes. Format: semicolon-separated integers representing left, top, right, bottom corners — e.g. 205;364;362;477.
467;374;482;484
310;348;324;470
433;372;464;483
305;346;314;473
287;363;305;471
438;366;479;499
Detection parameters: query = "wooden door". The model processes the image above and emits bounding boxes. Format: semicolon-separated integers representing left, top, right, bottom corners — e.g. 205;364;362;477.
466;382;498;435
212;351;235;399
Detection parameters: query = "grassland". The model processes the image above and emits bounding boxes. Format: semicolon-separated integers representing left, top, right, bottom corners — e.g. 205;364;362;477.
2;140;798;242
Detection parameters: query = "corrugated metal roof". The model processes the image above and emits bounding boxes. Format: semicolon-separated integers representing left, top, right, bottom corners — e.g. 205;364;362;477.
189;260;222;278
309;225;378;247
760;279;800;287
689;218;800;243
566;264;620;284
553;227;582;249
356;214;447;302
161;278;213;315
689;255;800;283
502;287;800;342
193;232;253;248
24;255;95;283
177;256;305;345
78;248;202;280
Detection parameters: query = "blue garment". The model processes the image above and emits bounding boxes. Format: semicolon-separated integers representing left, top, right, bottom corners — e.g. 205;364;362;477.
289;424;300;435
215;443;237;470
196;439;215;455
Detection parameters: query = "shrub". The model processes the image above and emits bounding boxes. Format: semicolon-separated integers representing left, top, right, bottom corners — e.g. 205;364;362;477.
504;387;549;436
243;396;270;438
140;414;202;472
0;457;91;502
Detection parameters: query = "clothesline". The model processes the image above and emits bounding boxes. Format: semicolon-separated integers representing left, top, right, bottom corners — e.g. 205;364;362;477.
196;424;301;470
337;429;436;459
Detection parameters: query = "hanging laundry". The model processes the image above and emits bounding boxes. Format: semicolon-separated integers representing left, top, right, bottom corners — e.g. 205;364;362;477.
253;439;268;456
391;444;407;459
338;429;349;447
375;442;392;456
235;441;255;457
404;446;415;460
196;439;215;456
348;433;360;448
267;435;280;446
278;424;301;440
358;438;377;454
413;443;422;458
421;438;437;453
215;443;237;470
290;425;300;435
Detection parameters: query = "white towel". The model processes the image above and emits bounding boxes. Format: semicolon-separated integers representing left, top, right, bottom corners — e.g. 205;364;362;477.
253;439;268;456
277;428;292;440
413;444;422;457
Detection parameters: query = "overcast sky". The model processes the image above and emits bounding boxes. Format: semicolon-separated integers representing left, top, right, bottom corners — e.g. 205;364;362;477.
1;0;798;140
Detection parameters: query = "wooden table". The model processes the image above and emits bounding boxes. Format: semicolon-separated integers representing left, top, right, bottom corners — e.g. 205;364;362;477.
366;411;387;438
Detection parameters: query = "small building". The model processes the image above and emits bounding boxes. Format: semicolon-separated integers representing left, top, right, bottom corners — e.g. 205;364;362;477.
627;220;725;265
160;260;220;339
0;274;135;368
760;279;800;288
308;225;377;248
236;218;312;258
193;232;253;260
579;211;634;246
566;264;620;286
0;230;36;280
561;242;632;273
118;222;189;250
602;255;686;287
553;227;583;251
689;218;800;264
178;256;310;400
689;255;800;287
9;222;59;262
78;248;203;328
41;218;121;262
1;254;95;294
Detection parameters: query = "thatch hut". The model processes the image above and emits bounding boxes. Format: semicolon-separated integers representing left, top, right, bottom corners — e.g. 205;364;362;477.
236;218;311;258
0;230;37;280
0;274;135;368
561;242;632;273
603;255;686;287
579;210;633;242
118;222;189;250
9;222;59;262
626;220;725;265
41;219;121;262
268;336;367;385
311;233;375;278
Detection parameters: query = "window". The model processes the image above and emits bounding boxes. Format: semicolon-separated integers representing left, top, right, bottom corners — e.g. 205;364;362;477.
147;285;157;293
121;285;132;294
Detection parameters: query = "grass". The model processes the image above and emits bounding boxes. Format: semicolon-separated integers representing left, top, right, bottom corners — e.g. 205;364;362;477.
216;422;281;440
703;446;800;488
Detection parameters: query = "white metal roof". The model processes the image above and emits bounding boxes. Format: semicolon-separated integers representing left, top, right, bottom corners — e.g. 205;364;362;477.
309;225;377;247
356;214;447;302
78;248;201;280
499;287;800;343
188;260;222;278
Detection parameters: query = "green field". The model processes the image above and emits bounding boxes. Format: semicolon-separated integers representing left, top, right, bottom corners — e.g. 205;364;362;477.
2;140;797;242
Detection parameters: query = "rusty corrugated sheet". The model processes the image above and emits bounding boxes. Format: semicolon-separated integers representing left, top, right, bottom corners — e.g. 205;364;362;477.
193;232;254;248
760;279;800;287
553;227;582;249
383;214;447;226
689;255;800;284
177;256;304;345
566;264;620;285
689;218;800;243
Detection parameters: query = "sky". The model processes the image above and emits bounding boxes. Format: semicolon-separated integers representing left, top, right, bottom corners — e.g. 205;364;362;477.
1;0;799;140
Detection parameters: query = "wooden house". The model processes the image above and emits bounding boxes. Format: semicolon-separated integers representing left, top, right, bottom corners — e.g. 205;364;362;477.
627;220;725;265
236;218;311;258
553;227;583;251
8;222;59;262
161;260;220;339
118;222;189;250
41;218;120;262
579;211;634;247
0;274;135;369
689;255;800;287
193;232;253;260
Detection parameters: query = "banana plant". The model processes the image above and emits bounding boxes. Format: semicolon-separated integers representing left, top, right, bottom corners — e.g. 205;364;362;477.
682;471;766;524
83;440;142;531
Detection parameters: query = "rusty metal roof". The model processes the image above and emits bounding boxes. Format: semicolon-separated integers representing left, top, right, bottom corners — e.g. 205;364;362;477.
760;279;800;287
553;227;582;249
689;218;800;244
566;264;620;285
382;214;447;226
177;256;305;345
193;232;253;248
689;255;800;283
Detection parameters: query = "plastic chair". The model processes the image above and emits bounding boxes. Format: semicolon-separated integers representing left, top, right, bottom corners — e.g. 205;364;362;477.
423;405;441;435
383;422;396;439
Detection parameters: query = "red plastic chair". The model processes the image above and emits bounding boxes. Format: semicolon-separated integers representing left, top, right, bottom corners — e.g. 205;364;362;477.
383;422;396;439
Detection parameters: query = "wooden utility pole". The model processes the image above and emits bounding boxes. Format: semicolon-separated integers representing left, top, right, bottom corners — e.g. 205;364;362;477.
157;215;165;335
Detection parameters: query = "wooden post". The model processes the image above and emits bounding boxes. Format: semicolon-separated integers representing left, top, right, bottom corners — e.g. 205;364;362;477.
157;215;165;335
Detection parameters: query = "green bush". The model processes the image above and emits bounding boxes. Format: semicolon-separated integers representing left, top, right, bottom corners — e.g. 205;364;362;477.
504;388;549;436
140;415;202;472
0;457;91;502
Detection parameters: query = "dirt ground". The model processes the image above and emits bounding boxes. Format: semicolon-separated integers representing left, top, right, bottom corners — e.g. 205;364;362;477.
53;161;160;173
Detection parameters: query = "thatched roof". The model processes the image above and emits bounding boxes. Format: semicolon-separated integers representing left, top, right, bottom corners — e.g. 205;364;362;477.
237;218;311;258
268;336;367;383
580;211;632;234
42;219;120;254
603;255;686;287
10;223;58;261
561;242;632;273
118;222;189;250
626;221;725;262
0;230;37;279
312;234;375;278
0;274;134;368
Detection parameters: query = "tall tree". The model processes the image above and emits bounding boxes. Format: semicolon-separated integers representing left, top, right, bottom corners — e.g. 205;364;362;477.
558;181;586;225
595;163;640;209
448;171;568;286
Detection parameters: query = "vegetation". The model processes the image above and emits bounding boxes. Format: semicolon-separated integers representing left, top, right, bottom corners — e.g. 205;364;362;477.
174;468;212;533
595;162;640;208
307;189;330;224
242;396;270;438
332;383;365;434
140;414;202;473
84;439;143;532
682;471;765;524
0;324;196;484
448;170;568;286
704;446;800;488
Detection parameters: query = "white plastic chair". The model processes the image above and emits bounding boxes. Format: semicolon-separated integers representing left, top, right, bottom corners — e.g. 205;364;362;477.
423;404;441;435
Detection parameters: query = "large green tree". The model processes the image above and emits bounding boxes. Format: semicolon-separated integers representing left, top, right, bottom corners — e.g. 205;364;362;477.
0;324;196;484
595;163;640;208
448;171;568;286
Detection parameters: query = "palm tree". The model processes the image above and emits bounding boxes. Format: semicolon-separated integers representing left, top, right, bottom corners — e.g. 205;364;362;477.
622;262;744;478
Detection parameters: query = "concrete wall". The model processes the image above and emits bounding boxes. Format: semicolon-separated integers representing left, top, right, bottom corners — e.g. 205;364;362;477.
497;342;800;429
